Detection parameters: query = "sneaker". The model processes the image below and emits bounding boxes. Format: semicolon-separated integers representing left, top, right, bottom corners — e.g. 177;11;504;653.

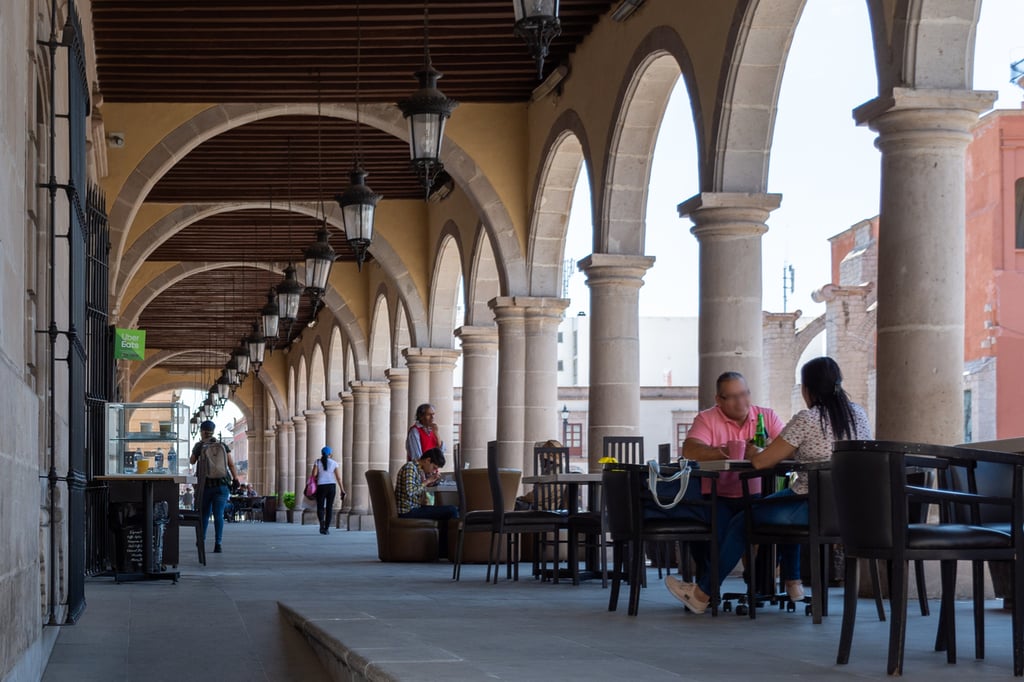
213;543;222;553
786;580;805;602
664;576;708;615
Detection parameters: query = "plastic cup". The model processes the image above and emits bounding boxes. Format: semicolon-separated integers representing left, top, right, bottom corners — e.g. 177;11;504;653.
136;458;150;474
726;439;746;460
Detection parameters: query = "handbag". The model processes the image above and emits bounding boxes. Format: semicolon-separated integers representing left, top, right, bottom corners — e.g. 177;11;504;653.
646;459;692;509
304;470;318;500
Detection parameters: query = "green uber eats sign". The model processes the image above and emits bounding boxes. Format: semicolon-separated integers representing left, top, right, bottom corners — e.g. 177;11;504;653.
114;328;146;361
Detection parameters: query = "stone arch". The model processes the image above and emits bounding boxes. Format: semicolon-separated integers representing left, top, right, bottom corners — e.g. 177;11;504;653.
133;381;256;428
308;343;326;407
602;28;702;253
130;349;228;391
527;109;592;296
393;299;411;367
794;314;827;362
428;227;464;347
870;0;983;93
295;355;308;414
114;199;425;364
326;326;345;398
709;0;807;193
118;258;372;381
466;224;502;326
106;102;527;303
368;291;392;381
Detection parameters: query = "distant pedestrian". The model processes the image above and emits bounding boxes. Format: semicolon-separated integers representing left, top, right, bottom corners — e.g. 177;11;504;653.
310;446;346;535
189;420;240;553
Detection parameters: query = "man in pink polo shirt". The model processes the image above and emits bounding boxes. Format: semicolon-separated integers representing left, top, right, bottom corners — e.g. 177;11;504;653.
679;371;783;590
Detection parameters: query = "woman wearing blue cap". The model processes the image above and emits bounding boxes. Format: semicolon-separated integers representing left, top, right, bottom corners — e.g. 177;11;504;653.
310;446;346;535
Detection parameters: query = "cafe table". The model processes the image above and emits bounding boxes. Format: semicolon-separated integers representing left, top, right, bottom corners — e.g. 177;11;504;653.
521;472;604;581
97;473;196;583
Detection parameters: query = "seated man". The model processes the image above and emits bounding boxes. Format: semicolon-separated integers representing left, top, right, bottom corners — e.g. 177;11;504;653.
394;447;459;558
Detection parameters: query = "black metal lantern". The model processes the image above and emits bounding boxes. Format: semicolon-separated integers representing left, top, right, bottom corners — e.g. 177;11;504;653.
245;321;266;372
303;226;336;297
232;344;251;379
397;6;458;194
216;373;231;402
276;263;303;322
513;0;561;78
224;358;239;387
260;288;280;341
336;165;380;270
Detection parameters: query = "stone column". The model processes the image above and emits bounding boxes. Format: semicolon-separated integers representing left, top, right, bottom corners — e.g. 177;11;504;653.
402;348;432;427
385;368;409;479
323;399;344;461
428;349;461;465
489;298;527;471
811;284;875;412
578;254;654;471
304;408;326;484
854;88;994;442
285;419;296;498
678;193;781;408
348;382;372;518
454;325;499;468
262;428;276;496
365;380;391;473
522;299;569;470
291;415;307;508
762;311;802;422
276;422;290;504
340;391;354;511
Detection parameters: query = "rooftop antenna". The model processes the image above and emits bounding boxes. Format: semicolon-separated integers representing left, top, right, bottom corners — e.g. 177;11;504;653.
782;264;795;313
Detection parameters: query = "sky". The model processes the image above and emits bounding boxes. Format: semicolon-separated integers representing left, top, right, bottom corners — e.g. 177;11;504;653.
563;0;1024;320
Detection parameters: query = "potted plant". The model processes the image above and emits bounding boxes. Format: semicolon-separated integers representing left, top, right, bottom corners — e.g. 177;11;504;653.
283;492;296;523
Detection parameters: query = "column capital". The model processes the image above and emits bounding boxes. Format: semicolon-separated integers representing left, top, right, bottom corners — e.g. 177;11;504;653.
303;408;324;421
349;379;390;396
321;399;344;414
278;420;294;433
853;87;997;129
577;253;656;289
384;367;409;385
455;325;499;348
403;346;461;368
401;347;434;369
339;390;353;403
811;282;874;303
677;192;781;240
489;295;569;313
290;414;306;425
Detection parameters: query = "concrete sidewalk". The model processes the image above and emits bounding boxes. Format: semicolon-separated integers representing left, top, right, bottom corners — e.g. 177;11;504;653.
44;521;1018;681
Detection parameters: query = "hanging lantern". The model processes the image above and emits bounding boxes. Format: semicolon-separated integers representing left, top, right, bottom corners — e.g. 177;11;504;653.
232;343;251;379
245;321;266;373
260;288;280;341
397;7;458;194
216;373;231;402
336;164;380;271
276;264;303;321
225;358;239;387
512;0;561;78
303;226;336;298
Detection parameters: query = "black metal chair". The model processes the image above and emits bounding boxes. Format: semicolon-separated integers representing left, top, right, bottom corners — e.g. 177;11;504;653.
452;444;496;581
603;462;720;616
486;442;566;583
604;436;644;465
832;440;1024;677
177;463;206;566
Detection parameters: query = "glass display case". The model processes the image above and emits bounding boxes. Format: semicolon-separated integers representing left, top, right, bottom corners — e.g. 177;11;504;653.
106;402;189;476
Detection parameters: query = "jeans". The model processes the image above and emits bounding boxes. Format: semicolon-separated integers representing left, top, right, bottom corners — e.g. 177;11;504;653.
400;505;459;557
315;483;337;530
698;487;807;596
201;483;230;545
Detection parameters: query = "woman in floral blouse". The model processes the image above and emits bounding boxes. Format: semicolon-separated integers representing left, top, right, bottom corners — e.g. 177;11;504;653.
667;356;871;615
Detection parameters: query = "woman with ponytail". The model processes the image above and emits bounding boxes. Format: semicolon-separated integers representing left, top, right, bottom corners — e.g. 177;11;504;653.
667;356;871;615
311;446;346;535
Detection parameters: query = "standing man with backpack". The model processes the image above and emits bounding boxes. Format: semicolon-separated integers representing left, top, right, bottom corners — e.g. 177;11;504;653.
189;420;240;554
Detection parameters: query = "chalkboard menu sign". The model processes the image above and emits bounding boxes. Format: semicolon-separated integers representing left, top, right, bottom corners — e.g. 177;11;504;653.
125;526;144;570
